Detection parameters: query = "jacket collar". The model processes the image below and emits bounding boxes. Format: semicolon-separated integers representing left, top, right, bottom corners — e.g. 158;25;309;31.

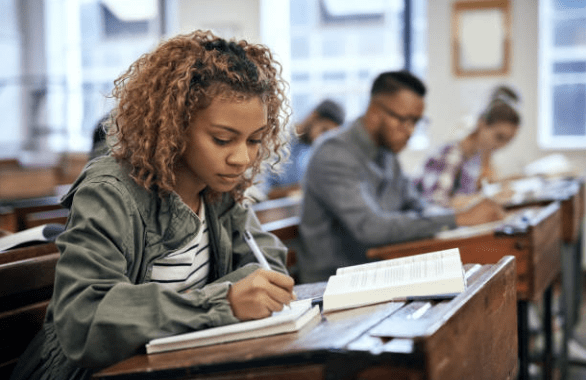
348;117;390;163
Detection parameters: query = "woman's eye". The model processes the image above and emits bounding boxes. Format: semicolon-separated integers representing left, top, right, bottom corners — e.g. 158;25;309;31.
248;138;262;145
213;137;231;145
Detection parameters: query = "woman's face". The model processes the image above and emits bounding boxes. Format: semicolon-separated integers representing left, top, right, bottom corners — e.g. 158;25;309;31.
178;96;268;194
476;120;518;153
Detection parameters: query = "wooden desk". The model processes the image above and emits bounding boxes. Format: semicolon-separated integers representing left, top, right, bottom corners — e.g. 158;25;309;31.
252;198;301;237
367;203;562;380
0;243;60;378
0;195;64;232
501;177;584;244
94;256;517;380
252;197;302;271
499;177;585;378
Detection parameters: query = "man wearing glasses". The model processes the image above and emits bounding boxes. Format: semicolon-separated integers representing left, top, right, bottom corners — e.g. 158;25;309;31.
297;70;505;284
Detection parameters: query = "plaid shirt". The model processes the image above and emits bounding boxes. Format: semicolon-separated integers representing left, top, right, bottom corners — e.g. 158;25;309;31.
414;142;482;207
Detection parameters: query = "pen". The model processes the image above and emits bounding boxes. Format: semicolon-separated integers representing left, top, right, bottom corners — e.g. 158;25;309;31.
243;229;272;270
243;229;297;304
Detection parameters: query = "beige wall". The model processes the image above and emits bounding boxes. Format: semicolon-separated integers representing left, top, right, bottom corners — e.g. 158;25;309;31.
401;0;586;179
177;0;262;43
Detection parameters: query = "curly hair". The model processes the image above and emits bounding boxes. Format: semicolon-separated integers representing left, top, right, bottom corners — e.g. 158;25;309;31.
109;30;290;202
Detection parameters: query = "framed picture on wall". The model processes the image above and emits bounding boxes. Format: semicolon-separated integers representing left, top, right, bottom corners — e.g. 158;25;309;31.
452;0;511;77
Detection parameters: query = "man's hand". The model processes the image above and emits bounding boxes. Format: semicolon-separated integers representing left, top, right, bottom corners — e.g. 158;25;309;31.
455;198;506;226
227;269;296;320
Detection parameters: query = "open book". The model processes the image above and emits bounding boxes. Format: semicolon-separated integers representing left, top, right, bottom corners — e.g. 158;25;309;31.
0;223;65;252
322;248;466;312
146;299;320;354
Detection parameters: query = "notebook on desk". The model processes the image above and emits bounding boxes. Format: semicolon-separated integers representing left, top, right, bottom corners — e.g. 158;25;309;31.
0;223;65;252
146;299;320;354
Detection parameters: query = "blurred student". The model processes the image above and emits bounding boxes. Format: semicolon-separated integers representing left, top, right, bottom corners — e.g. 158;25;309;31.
11;30;295;380
260;99;345;199
297;71;505;283
414;86;520;209
88;114;111;161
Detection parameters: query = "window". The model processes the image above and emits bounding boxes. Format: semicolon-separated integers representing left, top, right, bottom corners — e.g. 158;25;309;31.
288;0;428;149
539;0;586;149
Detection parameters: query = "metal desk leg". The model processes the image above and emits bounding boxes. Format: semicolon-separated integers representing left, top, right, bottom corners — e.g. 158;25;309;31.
543;285;553;380
518;300;529;380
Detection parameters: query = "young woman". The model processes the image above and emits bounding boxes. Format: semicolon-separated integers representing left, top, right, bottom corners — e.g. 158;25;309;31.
11;30;294;380
414;86;521;209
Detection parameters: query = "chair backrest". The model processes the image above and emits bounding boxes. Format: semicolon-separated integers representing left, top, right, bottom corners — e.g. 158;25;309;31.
0;243;59;378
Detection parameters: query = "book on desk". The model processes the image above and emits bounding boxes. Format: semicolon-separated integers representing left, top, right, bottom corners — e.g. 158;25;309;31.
322;248;466;312
146;249;465;354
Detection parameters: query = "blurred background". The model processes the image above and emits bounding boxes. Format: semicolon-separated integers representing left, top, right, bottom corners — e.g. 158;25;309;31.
0;0;584;179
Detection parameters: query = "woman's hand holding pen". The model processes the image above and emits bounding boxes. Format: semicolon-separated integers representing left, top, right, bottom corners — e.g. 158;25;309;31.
228;269;296;320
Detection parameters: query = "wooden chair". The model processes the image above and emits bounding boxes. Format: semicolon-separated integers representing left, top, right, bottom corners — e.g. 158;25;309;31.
0;243;59;378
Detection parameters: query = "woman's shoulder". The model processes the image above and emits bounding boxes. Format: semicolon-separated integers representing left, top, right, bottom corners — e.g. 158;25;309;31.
61;155;153;209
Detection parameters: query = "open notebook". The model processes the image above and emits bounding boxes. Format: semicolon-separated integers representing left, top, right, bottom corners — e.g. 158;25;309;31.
146;299;320;354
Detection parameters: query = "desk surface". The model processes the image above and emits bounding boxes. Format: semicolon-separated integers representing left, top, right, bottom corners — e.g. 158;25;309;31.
94;256;518;380
500;177;584;244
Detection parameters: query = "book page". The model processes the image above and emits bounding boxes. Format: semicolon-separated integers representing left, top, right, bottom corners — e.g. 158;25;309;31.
328;252;463;294
336;248;460;276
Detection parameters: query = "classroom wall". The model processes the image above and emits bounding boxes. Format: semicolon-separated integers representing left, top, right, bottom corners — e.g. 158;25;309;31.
400;0;586;179
176;0;261;42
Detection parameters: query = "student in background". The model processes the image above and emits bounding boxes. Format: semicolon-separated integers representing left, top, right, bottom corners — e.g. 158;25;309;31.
297;71;505;284
88;113;111;161
11;30;295;380
414;86;521;210
260;99;345;199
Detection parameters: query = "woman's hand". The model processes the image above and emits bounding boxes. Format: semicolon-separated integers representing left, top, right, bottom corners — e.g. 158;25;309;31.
227;269;296;320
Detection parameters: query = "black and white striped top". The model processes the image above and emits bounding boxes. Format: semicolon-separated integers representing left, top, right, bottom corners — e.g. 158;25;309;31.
150;200;210;293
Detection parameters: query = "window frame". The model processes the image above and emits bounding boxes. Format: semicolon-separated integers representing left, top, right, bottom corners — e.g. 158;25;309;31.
538;0;586;149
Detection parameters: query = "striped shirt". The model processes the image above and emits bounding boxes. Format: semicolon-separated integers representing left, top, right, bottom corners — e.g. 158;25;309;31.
149;199;210;293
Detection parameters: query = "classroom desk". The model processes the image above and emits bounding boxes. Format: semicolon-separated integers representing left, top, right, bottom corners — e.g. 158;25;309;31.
0;195;64;232
252;196;301;239
500;177;585;378
367;202;562;380
252;197;302;272
93;256;517;380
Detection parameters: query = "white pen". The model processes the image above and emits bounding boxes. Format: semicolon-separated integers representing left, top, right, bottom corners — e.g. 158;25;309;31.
243;229;272;270
243;229;296;306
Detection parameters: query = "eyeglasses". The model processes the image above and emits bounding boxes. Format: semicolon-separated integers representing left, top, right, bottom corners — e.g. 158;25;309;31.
375;101;429;131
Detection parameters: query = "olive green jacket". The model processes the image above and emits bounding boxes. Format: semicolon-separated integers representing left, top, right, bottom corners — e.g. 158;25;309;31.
11;155;288;380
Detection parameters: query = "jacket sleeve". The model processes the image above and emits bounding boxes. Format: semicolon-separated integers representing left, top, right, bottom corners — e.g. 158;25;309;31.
52;180;240;369
305;139;456;247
